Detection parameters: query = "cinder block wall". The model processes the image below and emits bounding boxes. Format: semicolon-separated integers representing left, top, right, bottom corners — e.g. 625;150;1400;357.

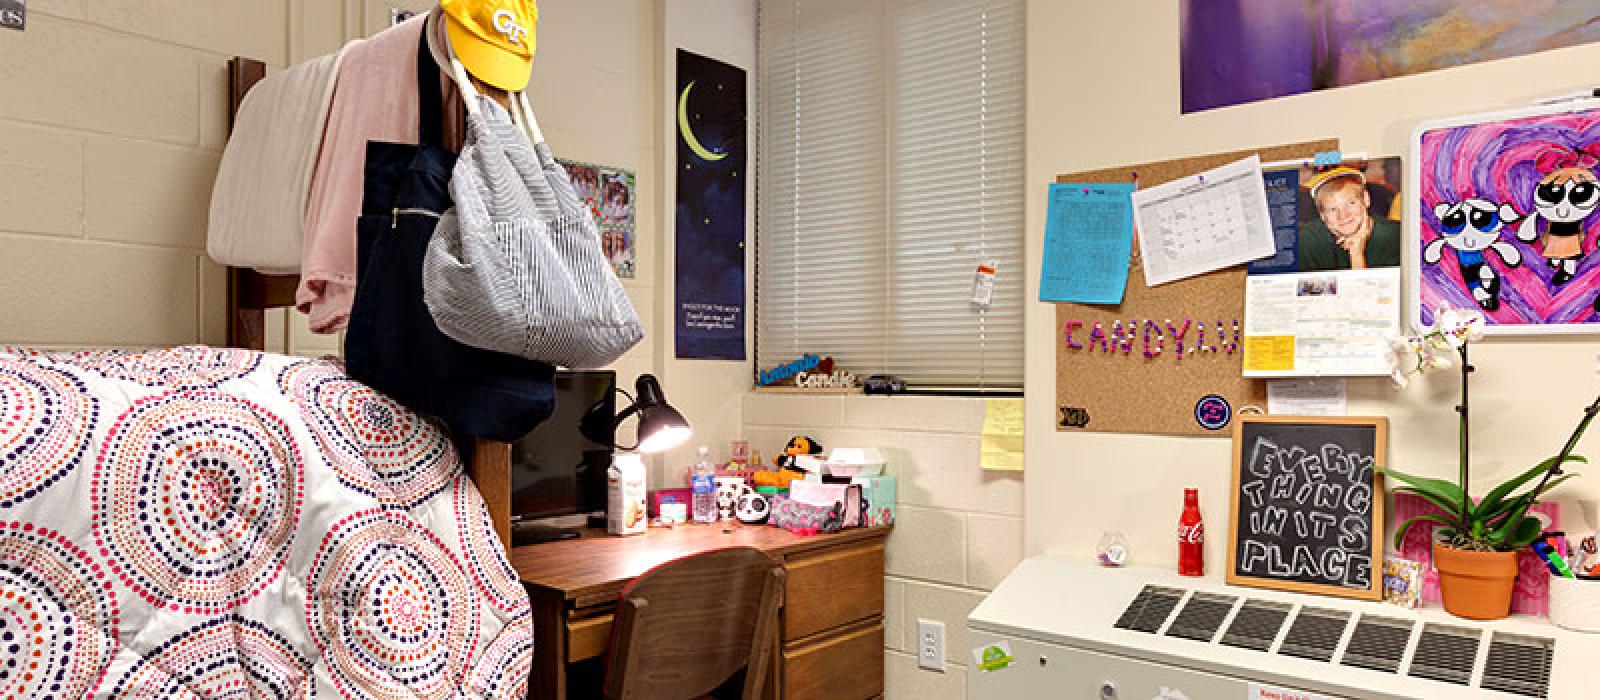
0;0;293;347
0;0;443;353
742;394;1025;699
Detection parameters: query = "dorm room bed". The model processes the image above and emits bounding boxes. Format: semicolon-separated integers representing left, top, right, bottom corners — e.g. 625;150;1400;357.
0;345;532;698
0;55;532;698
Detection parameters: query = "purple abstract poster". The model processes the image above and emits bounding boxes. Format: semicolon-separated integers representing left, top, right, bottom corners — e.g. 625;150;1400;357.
1182;1;1600;113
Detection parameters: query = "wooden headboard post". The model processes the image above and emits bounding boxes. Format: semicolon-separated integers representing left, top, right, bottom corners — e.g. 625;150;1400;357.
224;56;514;549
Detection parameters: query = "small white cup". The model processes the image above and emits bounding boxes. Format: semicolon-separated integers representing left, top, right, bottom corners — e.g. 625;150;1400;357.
1549;576;1600;633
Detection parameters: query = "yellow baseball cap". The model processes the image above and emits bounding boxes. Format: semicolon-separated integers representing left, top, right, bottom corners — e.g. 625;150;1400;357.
441;0;538;92
1307;166;1365;199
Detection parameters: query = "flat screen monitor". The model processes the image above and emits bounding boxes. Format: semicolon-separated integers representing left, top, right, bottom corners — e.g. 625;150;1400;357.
510;370;615;522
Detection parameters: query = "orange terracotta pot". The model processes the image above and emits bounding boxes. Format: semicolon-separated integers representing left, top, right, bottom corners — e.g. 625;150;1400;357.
1433;541;1519;620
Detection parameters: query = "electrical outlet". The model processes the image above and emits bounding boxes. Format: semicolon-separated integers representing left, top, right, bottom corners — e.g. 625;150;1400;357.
917;619;946;671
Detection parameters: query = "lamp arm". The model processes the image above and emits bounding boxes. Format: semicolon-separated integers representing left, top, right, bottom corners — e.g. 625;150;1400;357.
612;401;643;452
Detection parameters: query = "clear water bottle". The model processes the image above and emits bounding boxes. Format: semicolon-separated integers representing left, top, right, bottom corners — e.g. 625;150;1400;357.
691;446;717;523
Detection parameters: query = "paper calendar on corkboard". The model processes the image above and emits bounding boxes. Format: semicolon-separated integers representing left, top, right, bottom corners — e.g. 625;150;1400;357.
1053;139;1338;437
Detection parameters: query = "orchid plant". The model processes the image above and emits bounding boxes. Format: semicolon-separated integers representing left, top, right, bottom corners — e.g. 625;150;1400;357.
1381;308;1594;553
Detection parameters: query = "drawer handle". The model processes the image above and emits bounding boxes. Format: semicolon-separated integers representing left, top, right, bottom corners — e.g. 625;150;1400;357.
1099;681;1117;700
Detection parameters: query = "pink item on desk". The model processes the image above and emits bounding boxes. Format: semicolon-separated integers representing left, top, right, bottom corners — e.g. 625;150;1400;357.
790;480;849;508
1394;492;1558;615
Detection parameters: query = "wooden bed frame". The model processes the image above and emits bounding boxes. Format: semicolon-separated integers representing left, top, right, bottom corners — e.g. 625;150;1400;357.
224;57;513;549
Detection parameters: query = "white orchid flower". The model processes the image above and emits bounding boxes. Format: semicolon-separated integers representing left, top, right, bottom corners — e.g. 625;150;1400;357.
1433;307;1486;348
1389;308;1480;388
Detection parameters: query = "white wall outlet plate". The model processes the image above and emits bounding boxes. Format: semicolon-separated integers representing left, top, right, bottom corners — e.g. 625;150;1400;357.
918;618;946;671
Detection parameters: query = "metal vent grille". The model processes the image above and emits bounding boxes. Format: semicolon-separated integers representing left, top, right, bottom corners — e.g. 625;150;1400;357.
1220;599;1292;652
1114;585;1184;633
1340;615;1413;673
1165;592;1237;642
1480;632;1554;698
1408;623;1480;686
1278;607;1350;662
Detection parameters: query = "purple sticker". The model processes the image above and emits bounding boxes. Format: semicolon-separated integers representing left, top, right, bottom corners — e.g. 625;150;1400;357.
1194;394;1232;431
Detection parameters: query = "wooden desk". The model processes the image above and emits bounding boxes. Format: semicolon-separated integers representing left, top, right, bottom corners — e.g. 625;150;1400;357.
511;524;890;700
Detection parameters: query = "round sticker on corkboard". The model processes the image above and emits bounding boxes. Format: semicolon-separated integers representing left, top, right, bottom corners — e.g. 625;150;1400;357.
1194;394;1232;431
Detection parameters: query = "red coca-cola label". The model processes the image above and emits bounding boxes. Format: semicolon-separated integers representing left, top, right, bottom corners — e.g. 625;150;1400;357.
1177;522;1204;543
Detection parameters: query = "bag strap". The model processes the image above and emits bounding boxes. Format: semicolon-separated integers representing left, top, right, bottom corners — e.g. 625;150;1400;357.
414;24;445;147
433;6;546;146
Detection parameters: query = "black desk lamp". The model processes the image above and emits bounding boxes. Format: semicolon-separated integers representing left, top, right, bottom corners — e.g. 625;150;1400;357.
583;374;691;454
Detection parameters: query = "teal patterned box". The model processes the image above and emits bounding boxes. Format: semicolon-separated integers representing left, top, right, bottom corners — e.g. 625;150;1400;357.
851;475;895;526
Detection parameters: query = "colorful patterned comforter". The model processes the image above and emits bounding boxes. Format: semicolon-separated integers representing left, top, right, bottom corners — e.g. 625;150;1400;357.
0;346;532;698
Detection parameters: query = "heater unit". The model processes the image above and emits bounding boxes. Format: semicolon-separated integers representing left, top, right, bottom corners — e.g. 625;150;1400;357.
968;556;1597;699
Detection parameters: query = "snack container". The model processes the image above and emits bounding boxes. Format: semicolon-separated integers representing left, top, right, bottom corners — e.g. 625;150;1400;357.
824;447;886;477
608;453;648;535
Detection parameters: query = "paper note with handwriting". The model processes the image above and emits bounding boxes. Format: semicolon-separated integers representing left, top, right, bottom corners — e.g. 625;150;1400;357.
1039;182;1135;303
980;398;1024;471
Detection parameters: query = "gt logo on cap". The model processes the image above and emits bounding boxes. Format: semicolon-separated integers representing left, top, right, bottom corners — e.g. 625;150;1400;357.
493;9;528;46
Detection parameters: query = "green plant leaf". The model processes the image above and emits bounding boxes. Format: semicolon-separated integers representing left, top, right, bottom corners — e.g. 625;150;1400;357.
1477;455;1586;516
1379;468;1467;516
1392;513;1456;550
1480;473;1581;525
1490;497;1555;545
1505;516;1545;548
1392;485;1464;521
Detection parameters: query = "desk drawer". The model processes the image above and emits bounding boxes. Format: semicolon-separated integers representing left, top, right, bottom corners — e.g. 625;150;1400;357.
784;542;884;641
567;614;612;663
783;619;884;700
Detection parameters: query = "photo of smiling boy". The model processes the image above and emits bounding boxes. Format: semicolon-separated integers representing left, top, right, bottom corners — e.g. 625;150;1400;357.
1296;165;1401;271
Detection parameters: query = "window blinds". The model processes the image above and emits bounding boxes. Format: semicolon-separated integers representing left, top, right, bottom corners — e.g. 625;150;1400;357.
757;0;1025;390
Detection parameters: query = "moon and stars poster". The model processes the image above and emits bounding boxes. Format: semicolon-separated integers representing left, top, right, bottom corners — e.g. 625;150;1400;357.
675;49;747;360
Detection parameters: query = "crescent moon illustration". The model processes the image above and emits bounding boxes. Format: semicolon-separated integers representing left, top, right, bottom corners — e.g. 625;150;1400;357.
678;81;728;162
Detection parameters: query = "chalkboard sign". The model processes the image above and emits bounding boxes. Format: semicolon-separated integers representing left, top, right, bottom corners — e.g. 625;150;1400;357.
1225;416;1387;600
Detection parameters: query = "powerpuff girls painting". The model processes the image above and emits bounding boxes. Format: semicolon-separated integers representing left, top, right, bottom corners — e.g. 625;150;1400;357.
1415;106;1600;334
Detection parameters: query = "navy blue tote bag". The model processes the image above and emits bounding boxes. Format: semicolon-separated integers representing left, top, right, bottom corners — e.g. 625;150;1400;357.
344;32;554;442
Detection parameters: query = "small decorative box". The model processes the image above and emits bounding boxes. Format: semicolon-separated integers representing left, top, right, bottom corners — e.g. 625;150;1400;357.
850;475;895;526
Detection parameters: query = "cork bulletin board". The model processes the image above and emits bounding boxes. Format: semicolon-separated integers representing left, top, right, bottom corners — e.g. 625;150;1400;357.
1053;139;1338;437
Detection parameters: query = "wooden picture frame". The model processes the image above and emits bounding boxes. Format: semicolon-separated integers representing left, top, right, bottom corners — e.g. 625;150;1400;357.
1225;415;1387;601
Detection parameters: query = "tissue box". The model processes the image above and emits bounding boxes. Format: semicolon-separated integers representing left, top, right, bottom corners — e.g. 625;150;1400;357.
789;480;849;508
851;475;895;526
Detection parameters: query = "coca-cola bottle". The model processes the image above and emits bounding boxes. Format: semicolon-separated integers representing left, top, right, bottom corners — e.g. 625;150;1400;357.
1178;488;1204;577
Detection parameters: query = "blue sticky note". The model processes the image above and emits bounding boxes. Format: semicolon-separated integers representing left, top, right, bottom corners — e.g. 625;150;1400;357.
1039;182;1136;304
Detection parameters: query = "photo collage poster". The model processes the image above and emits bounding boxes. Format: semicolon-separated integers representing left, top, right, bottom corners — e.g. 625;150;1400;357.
558;158;637;280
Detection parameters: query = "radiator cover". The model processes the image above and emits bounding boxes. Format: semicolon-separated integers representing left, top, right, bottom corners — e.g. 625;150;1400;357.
968;556;1595;699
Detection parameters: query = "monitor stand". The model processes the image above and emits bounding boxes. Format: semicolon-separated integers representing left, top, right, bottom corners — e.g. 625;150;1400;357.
510;512;600;546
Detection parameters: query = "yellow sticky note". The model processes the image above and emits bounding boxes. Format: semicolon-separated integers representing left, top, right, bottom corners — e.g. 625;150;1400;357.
1244;335;1295;372
981;398;1024;471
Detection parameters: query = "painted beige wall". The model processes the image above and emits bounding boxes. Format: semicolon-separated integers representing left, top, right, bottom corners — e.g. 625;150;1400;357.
1024;3;1600;572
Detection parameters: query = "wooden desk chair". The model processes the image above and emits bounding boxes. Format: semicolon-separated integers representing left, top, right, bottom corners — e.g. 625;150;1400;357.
602;547;785;699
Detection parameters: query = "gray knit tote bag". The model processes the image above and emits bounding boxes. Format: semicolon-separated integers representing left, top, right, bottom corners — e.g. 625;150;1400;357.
424;49;642;369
